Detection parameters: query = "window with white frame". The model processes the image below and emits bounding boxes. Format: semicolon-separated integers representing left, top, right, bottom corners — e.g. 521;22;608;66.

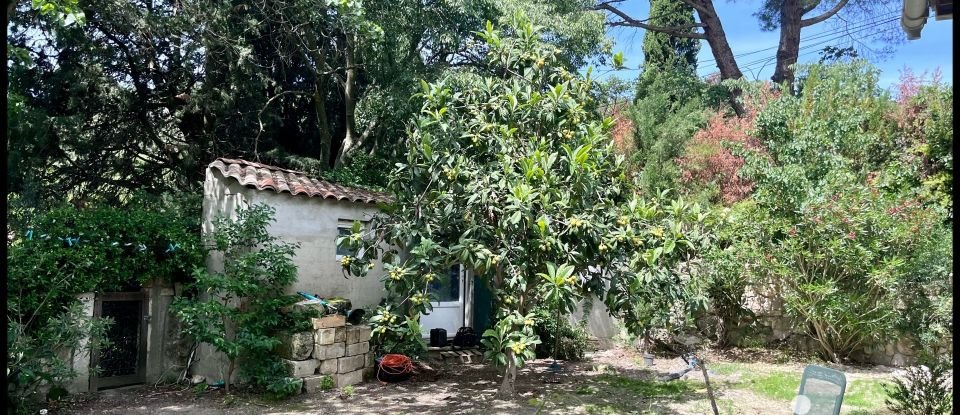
336;220;364;259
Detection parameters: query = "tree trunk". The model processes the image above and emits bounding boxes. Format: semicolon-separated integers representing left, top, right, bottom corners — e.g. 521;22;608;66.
314;78;333;170
225;357;235;394
6;0;17;27
699;360;720;415
693;1;746;117
334;35;359;169
496;350;518;398
771;0;802;90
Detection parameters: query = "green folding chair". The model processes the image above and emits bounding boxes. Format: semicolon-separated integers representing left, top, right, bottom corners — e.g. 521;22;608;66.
793;365;847;415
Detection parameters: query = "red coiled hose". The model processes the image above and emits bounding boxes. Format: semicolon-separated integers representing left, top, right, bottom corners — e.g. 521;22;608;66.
377;353;413;383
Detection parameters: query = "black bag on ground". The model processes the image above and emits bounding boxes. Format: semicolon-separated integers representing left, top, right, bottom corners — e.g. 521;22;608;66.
429;328;447;347
452;326;478;347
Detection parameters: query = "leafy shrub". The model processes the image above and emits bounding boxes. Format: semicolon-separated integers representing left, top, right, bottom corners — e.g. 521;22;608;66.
6;193;202;412
532;306;590;361
8;194;203;331
7;303;111;414
701;225;755;346
171;203;316;396
883;357;953;415
720;62;952;362
367;304;427;358
629;69;710;194
320;152;394;192
676;85;774;205
889;69;953;216
737;178;945;362
264;377;304;401
319;375;335;391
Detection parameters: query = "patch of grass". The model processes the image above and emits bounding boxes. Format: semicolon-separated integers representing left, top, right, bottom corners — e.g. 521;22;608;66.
740;371;798;401
727;368;890;413
339;385;355;399
843;379;890;411
708;362;747;376
576;384;599;395
597;374;699;398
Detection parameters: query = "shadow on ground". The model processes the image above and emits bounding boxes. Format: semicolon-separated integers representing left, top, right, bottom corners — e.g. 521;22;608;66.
60;350;716;415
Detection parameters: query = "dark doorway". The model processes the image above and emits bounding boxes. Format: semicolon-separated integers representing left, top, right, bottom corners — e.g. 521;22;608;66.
92;292;148;389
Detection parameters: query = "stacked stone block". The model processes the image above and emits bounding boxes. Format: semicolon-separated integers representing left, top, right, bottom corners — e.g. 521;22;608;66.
279;313;375;393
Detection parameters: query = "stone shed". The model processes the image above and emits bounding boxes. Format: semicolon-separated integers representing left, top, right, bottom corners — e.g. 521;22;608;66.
190;158;391;385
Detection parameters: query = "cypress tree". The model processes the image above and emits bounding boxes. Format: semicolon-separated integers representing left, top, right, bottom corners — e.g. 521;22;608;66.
636;0;700;100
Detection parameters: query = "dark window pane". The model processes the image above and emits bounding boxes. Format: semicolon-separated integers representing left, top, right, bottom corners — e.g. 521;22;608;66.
428;265;461;302
336;227;354;257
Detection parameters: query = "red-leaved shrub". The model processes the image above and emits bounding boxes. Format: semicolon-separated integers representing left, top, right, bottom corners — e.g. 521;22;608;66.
677;86;774;204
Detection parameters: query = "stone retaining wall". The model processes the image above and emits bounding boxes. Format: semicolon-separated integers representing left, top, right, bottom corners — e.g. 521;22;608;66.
278;314;375;392
725;283;953;366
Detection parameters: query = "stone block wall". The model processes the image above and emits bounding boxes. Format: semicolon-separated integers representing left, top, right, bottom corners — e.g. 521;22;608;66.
278;315;374;393
727;283;953;366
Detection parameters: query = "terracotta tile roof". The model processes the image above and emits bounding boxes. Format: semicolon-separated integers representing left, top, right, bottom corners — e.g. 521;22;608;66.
209;158;390;204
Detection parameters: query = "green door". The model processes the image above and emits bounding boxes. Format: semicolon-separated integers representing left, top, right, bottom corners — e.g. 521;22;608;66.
472;276;494;335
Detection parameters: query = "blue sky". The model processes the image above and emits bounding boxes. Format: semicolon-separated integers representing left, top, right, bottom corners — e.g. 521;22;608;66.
594;2;953;91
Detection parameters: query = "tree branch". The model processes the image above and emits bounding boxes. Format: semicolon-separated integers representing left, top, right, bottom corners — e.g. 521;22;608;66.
800;0;823;15
593;2;706;39
677;0;713;17
800;0;850;27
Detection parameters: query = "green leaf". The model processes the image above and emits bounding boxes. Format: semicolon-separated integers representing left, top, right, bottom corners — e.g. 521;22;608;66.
613;51;624;69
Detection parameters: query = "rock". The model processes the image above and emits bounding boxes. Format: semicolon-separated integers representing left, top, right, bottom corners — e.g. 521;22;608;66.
896;338;914;354
337;369;363;387
278;331;315;360
283;359;320;377
316;328;336;346
302;375;336;393
318;359;338;375
346;326;363;344
316;342;346;360
891;353;908;367
313;314;346;330
338;355;365;373
357;325;372;342
346;342;369;357
190;375;206;385
293;300;327;315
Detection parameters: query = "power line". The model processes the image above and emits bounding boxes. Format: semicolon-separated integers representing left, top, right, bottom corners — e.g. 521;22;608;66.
692;16;899;78
735;17;899;72
698;11;899;66
607;11;900;76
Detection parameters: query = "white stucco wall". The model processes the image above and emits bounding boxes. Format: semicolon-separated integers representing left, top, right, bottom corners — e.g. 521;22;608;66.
570;295;620;347
67;293;96;393
201;168;388;308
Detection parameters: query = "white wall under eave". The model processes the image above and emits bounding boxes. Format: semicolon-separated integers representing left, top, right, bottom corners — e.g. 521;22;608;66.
202;168;387;308
241;186;388;309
